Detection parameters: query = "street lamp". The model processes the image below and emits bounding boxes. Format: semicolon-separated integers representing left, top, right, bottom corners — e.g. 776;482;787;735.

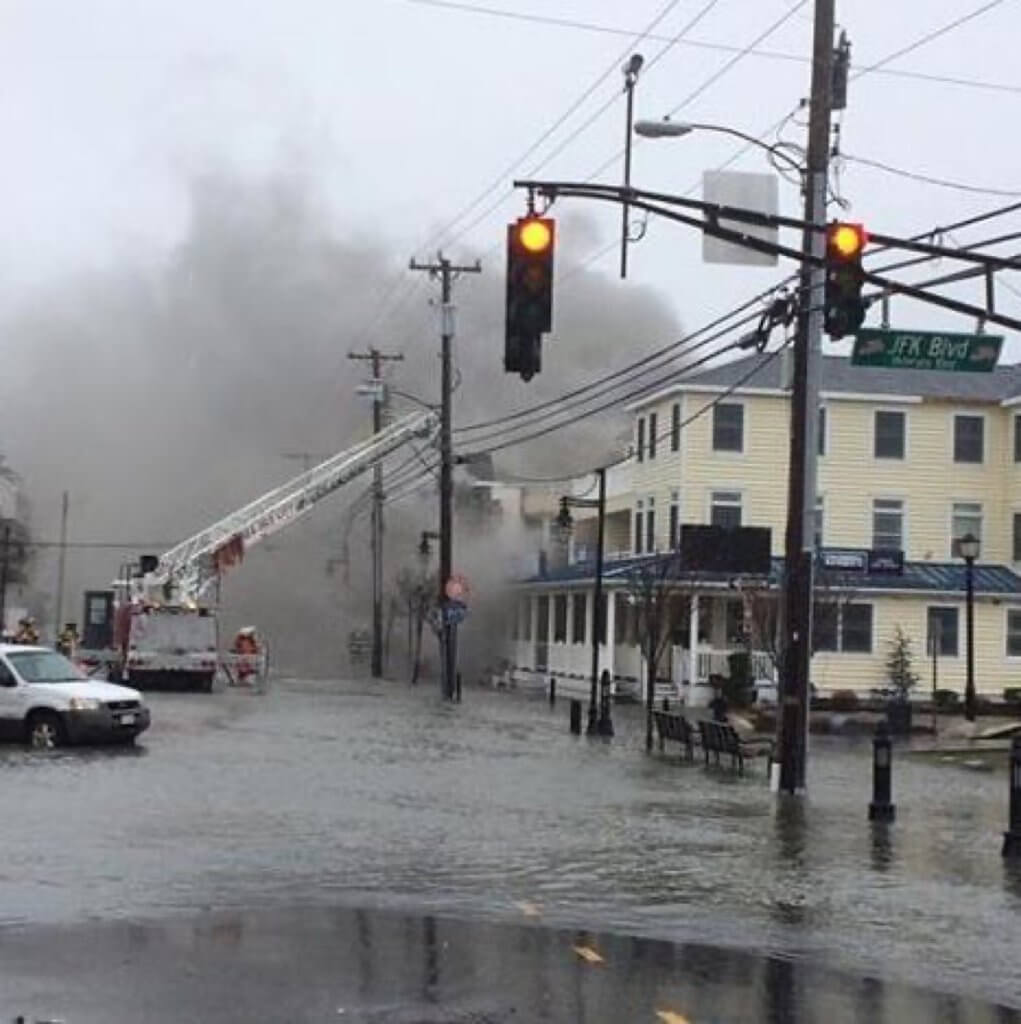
620;53;644;280
633;118;806;177
557;468;609;736
958;532;980;723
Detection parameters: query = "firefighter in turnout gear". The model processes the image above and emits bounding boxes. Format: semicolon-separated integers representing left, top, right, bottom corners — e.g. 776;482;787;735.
14;617;40;645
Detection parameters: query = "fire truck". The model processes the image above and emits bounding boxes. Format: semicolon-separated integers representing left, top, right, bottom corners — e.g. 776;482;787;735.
77;410;438;690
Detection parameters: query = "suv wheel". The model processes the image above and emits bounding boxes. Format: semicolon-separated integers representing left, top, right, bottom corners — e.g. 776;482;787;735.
27;711;65;750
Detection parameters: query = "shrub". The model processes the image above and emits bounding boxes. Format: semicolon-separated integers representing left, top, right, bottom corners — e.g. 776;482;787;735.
934;688;961;708
1004;687;1021;706
830;689;860;712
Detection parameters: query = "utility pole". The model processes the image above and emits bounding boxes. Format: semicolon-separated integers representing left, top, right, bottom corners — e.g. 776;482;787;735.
408;252;481;700
348;347;404;680
53;490;69;643
775;0;834;794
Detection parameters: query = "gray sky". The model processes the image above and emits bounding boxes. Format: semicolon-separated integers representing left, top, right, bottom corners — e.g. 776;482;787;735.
3;0;1021;647
2;0;1019;340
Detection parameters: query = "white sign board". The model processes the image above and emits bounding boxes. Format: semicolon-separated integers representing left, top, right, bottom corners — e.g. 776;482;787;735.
702;170;779;267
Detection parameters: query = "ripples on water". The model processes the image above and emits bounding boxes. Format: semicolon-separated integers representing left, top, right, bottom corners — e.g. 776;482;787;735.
0;679;1018;1007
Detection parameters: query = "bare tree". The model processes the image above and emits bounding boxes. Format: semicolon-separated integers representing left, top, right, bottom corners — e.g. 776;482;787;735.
624;552;687;752
737;567;857;682
395;567;436;684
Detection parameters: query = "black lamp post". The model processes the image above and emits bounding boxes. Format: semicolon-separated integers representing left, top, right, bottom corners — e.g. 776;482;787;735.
958;532;980;723
556;468;607;736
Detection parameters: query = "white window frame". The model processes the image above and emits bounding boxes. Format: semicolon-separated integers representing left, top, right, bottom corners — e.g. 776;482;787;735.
873;407;907;461
1006;607;1021;659
708;489;743;529
871;496;905;552
950;500;983;559
928;605;961;659
952;411;986;465
816;602;875;654
711;401;745;455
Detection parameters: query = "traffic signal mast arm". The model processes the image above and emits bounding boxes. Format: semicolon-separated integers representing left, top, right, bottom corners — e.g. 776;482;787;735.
513;179;1021;335
143;410;439;604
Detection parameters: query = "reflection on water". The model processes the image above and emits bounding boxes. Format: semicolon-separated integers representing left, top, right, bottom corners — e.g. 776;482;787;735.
5;905;1019;1023
870;823;896;873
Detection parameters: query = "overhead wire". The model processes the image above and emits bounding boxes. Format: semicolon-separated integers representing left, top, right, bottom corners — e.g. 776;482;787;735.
840;154;1021;199
405;1;1021;97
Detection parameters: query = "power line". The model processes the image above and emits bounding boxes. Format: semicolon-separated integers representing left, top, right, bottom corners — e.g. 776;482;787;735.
456;281;780;435
404;0;1021;96
840;153;1021;198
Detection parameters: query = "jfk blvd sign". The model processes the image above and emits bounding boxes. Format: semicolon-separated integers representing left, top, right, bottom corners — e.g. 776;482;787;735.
851;328;1003;372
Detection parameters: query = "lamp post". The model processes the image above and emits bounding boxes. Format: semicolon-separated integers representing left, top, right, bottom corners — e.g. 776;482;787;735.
620;54;644;279
556;468;608;736
633;118;806;177
958;532;980;722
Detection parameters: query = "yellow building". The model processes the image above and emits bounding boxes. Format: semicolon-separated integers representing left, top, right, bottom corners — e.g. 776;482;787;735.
510;353;1021;703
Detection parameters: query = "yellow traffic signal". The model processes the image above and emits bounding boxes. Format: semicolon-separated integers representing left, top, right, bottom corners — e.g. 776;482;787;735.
828;222;867;260
518;217;553;254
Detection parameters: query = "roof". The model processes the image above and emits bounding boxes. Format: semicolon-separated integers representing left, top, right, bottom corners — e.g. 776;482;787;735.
676;353;1021;404
521;552;1021;597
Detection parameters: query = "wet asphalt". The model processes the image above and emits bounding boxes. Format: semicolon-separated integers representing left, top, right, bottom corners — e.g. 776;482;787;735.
0;677;1019;1021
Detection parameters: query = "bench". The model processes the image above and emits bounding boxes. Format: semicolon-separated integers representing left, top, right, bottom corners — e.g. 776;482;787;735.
697;720;773;776
652;711;695;760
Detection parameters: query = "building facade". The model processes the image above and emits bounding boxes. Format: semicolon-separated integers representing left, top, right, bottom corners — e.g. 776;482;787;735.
508;354;1021;701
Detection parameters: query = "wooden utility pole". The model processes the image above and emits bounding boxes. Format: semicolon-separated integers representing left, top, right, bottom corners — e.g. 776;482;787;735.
775;0;835;794
408;253;481;700
347;347;403;680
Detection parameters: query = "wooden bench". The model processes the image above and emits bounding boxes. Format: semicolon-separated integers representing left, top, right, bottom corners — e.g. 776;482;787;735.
652;711;695;760
697;720;772;776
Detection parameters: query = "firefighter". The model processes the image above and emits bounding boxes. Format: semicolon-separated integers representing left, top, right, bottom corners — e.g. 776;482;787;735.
233;626;259;685
56;622;79;658
14;617;40;645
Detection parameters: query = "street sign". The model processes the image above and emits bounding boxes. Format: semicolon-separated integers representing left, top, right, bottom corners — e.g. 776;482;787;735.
355;380;386;401
443;600;468;625
851;329;1002;372
818;548;904;575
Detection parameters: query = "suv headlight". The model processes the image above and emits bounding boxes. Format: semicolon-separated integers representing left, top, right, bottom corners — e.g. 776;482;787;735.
69;696;102;712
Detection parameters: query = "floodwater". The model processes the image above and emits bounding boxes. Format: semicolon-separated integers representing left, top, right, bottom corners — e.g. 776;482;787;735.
0;678;1019;1013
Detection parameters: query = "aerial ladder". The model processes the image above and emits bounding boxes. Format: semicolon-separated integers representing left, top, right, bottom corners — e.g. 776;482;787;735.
78;410;439;690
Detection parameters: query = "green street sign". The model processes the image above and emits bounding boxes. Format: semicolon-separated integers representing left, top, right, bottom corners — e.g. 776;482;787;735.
851;328;1003;372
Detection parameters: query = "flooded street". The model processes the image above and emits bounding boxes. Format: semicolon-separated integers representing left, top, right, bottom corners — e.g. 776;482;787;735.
1;679;1019;1015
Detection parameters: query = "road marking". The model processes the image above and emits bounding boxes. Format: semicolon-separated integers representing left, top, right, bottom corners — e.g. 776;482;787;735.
572;944;605;964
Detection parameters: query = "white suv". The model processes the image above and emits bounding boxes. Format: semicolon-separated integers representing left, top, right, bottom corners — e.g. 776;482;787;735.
0;644;151;749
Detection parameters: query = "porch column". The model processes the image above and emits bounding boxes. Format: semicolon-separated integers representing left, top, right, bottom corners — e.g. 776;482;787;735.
547;593;557;670
689;593;699;687
603;588;617;681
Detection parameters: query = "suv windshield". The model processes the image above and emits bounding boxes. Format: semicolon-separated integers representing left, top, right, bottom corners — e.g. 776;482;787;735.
7;651;87;683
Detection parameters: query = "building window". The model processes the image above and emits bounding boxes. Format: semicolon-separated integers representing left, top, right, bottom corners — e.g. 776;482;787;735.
520;599;532;642
710;491;742;529
874;410;905;459
669;489;680;549
951;502;982;558
1014;512;1021;562
671;403;681;452
712;403;744;452
614;594;628;644
818;406;827;457
954;414;984;464
927;606;959;657
634;500;644;554
646;497;655;553
553;594;567;643
812;602;838;652
814;496;824;550
648;412;657;460
636;417;645;462
841;604;873;653
1007;610;1021;657
572;594;586;644
1015;415;1021;463
872;498;903;551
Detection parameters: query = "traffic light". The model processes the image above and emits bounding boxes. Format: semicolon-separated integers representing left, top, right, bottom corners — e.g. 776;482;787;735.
824;221;867;339
505;215;555;380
